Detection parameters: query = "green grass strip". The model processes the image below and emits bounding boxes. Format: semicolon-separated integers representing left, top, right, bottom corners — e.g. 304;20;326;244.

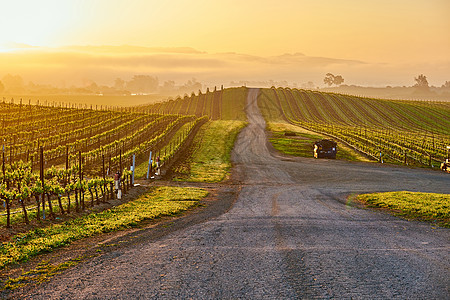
176;120;246;182
357;191;450;227
267;122;367;162
3;258;81;290
0;187;207;269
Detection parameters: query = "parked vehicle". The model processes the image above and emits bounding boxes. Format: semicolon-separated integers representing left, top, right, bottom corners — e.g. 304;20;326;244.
314;139;337;159
441;159;450;173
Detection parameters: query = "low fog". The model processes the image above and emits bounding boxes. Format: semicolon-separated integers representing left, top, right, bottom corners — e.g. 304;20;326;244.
1;45;449;101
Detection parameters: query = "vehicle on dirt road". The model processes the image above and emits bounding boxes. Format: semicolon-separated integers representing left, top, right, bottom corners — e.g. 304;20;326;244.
441;159;450;173
314;139;337;159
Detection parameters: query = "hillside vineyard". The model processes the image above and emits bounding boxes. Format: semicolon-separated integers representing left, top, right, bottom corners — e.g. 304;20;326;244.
0;87;449;228
259;88;450;166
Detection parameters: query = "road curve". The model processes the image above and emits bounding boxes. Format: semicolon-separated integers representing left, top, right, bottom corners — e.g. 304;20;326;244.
25;88;449;299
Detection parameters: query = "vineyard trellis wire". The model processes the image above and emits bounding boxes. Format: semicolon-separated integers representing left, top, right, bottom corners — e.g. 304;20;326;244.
259;87;450;167
0;98;207;228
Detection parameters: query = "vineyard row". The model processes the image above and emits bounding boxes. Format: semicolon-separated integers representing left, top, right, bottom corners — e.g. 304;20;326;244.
259;88;450;167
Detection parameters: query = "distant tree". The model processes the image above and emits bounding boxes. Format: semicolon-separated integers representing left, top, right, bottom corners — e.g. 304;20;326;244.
333;75;344;85
86;82;99;93
0;81;4;93
114;78;125;90
2;74;24;92
180;78;202;93
441;81;450;88
161;80;176;93
324;73;334;86
126;75;159;94
324;73;344;86
301;81;315;89
414;74;429;89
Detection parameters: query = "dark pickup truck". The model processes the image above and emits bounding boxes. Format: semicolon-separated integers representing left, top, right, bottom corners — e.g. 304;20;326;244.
314;139;337;159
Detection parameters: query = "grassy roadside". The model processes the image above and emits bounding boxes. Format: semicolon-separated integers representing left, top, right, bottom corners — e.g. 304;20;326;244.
175;120;247;182
267;122;370;162
356;191;450;227
0;187;208;270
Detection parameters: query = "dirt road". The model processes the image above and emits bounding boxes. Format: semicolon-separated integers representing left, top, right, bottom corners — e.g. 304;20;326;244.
23;88;449;299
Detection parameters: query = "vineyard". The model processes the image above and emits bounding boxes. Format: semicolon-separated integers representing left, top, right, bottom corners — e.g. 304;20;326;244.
2;86;448;230
140;87;248;121
258;87;450;166
0;100;207;229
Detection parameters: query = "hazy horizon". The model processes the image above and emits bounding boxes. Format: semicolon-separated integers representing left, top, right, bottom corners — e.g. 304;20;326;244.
0;0;449;88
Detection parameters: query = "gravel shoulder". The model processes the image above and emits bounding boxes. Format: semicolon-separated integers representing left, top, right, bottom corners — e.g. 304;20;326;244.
12;88;450;299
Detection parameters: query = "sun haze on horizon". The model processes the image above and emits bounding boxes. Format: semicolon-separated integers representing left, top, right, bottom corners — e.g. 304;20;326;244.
0;0;449;86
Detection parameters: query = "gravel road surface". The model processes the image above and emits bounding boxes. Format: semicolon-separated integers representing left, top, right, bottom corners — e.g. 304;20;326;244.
23;88;449;299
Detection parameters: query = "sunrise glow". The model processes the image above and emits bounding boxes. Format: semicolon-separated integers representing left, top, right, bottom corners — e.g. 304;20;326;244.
0;0;449;86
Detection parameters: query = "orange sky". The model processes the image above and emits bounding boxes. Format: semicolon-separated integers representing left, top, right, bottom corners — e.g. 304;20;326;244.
0;0;449;87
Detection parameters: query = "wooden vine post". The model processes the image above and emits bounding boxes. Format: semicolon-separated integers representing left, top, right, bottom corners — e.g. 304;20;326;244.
119;149;122;174
65;145;69;187
102;153;106;201
40;146;45;219
3;146;11;228
79;150;84;210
